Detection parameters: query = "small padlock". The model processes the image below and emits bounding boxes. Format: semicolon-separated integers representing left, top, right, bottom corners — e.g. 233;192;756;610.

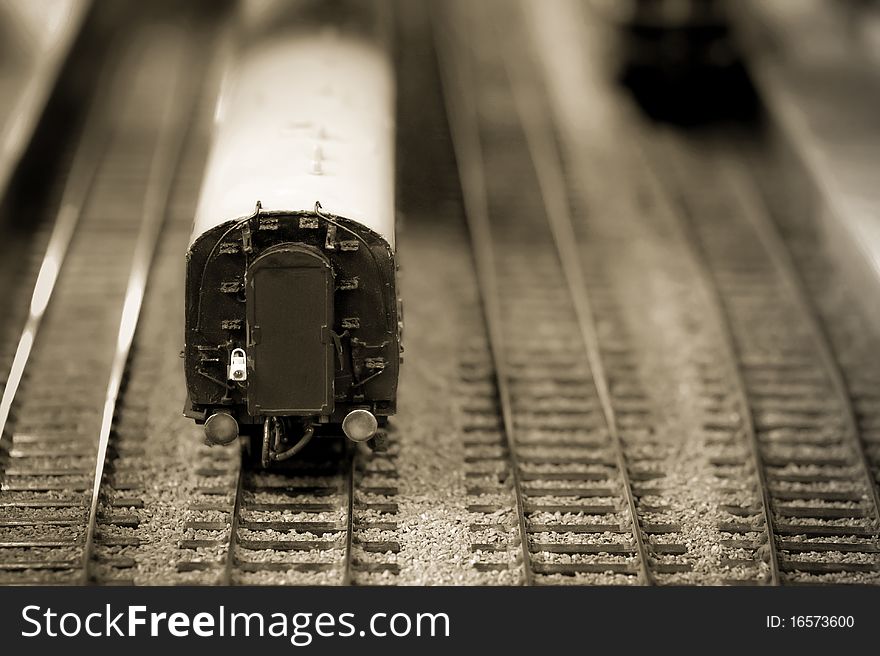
228;348;247;382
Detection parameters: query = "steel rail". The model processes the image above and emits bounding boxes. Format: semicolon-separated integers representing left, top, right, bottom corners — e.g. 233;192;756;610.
718;152;880;532
220;465;245;586
81;30;198;582
0;54;116;444
341;450;356;586
432;5;535;585
645;134;782;584
497;2;655;584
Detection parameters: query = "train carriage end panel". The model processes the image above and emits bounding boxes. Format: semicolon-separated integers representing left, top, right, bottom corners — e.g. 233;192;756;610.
246;243;335;416
183;208;400;434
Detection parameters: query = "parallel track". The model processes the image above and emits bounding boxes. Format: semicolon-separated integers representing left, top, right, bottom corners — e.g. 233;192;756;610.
525;0;880;583
442;0;880;585
437;0;694;584
498;7;654;585
660;151;782;585
0;15;202;585
435;6;533;582
651;132;880;582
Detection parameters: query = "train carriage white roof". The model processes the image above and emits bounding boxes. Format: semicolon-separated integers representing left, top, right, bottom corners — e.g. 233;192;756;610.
191;28;396;248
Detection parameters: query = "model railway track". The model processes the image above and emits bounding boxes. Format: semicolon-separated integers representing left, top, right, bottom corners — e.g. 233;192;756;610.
651;133;880;583
348;435;402;585
437;0;700;585
750;139;880;552
179;444;355;584
178;436;400;585
522;0;880;583
0;16;202;584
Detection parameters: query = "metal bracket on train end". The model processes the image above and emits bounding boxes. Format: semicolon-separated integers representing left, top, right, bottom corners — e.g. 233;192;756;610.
241;221;253;254
330;330;347;370
227;348;247;382
314;201;338;250
325;223;337;250
241;200;262;253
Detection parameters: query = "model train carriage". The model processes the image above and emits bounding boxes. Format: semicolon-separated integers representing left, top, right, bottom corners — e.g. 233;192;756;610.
184;206;399;452
183;0;398;463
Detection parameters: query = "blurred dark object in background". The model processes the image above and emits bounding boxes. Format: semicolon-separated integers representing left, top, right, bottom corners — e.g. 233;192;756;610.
617;0;758;124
